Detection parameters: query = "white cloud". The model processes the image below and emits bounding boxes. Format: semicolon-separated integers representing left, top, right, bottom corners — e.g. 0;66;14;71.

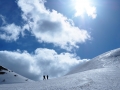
0;48;89;80
86;6;97;19
0;15;6;25
0;15;22;41
17;0;90;50
0;23;21;41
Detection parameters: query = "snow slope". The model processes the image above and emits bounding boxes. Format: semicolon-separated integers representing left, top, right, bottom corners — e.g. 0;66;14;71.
0;66;33;84
68;48;120;74
0;48;120;90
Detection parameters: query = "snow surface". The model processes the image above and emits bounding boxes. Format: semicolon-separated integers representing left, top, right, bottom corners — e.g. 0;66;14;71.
0;66;33;84
0;48;120;90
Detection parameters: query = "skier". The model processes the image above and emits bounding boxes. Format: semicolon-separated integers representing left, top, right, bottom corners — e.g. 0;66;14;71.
43;75;46;80
47;75;49;80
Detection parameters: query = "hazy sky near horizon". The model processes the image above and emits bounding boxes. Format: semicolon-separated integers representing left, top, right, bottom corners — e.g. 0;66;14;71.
0;0;120;80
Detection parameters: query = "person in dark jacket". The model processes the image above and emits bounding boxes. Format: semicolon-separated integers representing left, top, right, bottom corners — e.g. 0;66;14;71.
46;75;49;80
43;75;46;80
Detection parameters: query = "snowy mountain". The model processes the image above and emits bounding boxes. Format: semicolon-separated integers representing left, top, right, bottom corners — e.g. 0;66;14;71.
0;65;33;84
0;48;120;90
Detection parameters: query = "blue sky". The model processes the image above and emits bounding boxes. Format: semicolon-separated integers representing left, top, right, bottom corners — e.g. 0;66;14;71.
0;0;120;80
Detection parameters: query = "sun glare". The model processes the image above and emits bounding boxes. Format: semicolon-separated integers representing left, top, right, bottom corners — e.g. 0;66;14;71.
74;0;96;19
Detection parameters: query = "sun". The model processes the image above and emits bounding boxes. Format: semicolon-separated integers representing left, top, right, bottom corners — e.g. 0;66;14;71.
74;0;97;19
74;0;90;16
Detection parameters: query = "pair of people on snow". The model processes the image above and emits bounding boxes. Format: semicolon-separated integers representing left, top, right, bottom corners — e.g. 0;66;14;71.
43;75;48;80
